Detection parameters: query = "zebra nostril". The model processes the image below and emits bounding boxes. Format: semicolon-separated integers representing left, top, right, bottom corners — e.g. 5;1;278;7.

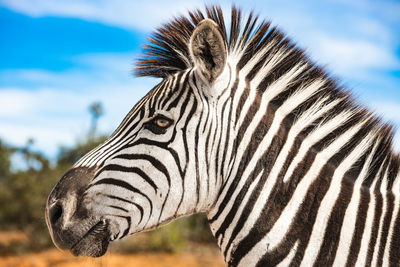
49;203;63;225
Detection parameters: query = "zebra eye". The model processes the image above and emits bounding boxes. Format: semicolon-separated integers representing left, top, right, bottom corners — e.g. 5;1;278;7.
154;118;170;128
144;115;173;134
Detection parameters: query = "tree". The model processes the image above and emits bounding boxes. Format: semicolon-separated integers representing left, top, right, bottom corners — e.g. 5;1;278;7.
58;101;107;166
88;101;104;138
0;140;13;179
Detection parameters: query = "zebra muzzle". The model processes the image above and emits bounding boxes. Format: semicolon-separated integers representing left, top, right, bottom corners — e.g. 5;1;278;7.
45;166;111;257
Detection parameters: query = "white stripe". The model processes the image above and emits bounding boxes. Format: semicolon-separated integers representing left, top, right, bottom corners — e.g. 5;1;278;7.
223;96;338;258
332;135;381;267
354;157;387;266
383;173;400;267
239;119;365;266
211;76;320;237
283;110;353;183
277;240;300;267
214;170;263;252
209;63;307;220
371;167;389;267
301;130;375;266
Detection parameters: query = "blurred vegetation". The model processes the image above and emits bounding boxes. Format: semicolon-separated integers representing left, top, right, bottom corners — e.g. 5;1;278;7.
0;102;214;256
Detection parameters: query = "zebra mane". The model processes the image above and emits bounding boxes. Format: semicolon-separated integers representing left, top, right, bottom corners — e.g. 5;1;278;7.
135;5;399;186
135;5;270;77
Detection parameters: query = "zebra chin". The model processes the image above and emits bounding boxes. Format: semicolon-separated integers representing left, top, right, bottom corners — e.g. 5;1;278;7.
45;166;114;257
69;220;111;257
50;218;111;257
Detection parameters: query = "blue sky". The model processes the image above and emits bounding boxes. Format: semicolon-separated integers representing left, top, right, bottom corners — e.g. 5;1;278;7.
0;0;399;158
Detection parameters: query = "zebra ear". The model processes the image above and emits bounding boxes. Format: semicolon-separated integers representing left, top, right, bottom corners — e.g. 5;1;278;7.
189;19;227;85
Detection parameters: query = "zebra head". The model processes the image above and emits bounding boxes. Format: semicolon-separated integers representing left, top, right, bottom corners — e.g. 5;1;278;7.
45;18;232;257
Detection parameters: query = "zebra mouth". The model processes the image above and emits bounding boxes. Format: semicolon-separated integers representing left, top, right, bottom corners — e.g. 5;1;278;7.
70;220;110;257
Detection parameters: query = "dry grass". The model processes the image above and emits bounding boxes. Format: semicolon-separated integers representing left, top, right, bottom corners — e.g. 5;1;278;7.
0;234;225;267
0;227;226;267
0;247;225;267
0;232;28;246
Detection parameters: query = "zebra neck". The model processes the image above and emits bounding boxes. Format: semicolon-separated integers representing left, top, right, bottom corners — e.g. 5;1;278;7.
205;64;400;265
207;134;400;266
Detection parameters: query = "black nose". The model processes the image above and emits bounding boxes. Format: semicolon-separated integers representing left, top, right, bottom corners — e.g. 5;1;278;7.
45;197;71;250
49;202;63;226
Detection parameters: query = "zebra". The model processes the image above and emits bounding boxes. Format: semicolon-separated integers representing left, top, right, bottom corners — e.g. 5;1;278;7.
45;5;400;266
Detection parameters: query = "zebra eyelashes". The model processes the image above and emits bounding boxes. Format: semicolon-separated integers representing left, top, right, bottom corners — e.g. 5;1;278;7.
144;114;174;135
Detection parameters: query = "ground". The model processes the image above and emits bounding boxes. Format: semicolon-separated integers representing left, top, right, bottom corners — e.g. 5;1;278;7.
0;249;225;267
0;232;226;267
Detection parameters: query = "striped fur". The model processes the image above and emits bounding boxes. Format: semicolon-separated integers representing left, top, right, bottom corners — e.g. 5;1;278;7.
52;6;400;266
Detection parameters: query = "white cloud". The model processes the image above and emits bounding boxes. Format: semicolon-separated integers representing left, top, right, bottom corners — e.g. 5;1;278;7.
330;0;400;24
0;0;95;18
0;122;76;156
371;102;400;125
0;52;155;91
0;87;89;119
2;0;398;81
352;17;393;45
0;87;86;156
0;89;33;117
0;53;158;157
0;82;151;157
395;135;400;153
310;35;400;77
368;101;400;152
0;0;201;30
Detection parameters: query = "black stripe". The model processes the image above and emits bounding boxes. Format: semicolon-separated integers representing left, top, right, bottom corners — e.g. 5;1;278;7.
345;188;370;267
234;80;250;124
107;205;129;213
365;159;389;266
223;126;289;256
313;171;357;265
114;154;171;187
389;199;400;265
119;216;131;238
102;193;144;224
91;178;153;215
233;117;369;265
167;72;189;110
377;192;394;266
98;164;158;192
